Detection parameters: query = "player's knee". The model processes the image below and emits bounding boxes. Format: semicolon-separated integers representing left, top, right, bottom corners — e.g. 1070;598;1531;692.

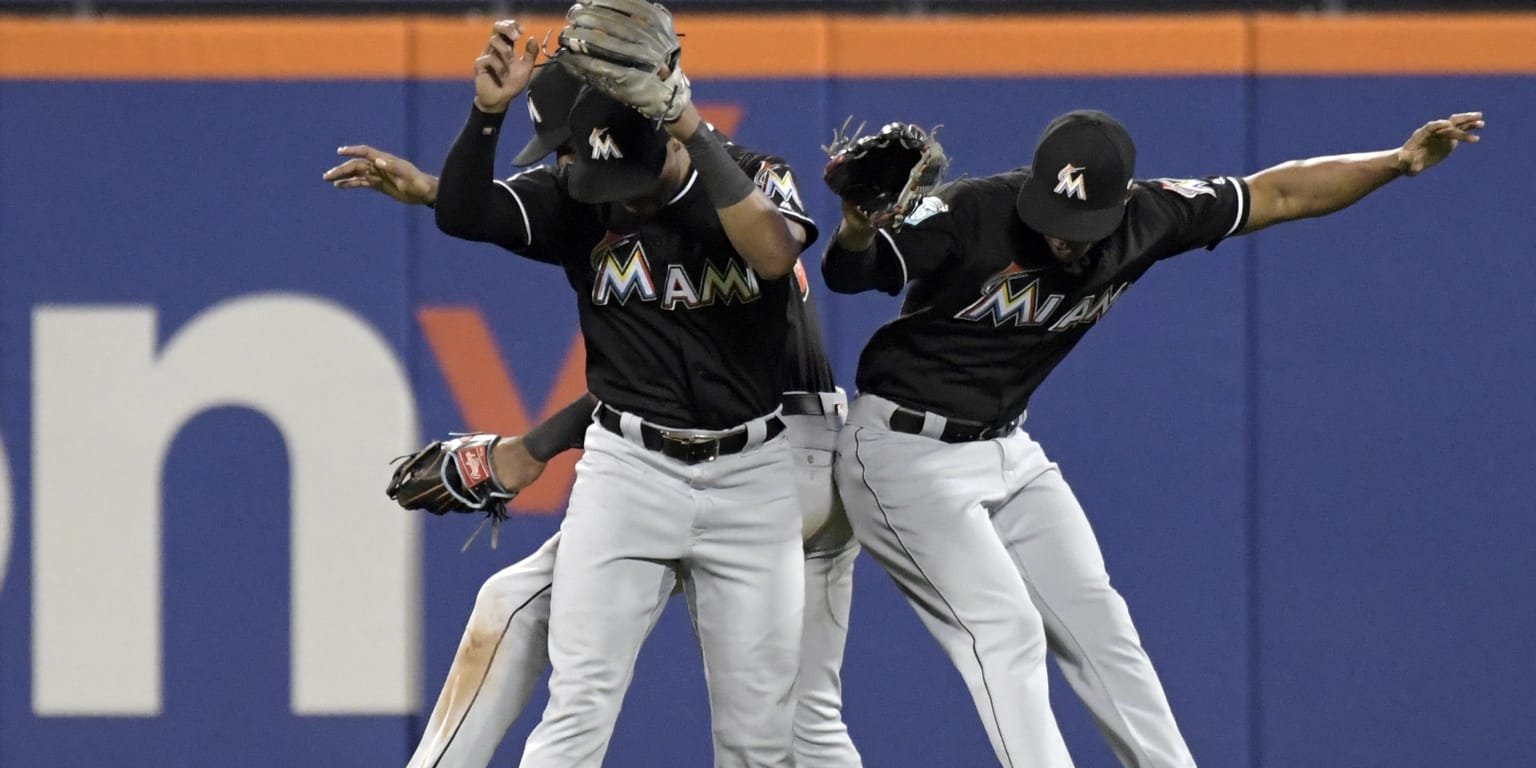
978;610;1050;663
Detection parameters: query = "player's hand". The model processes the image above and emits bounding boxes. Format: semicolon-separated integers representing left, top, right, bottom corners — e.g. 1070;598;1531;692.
323;145;438;205
834;198;878;250
489;436;547;494
1396;112;1484;176
475;19;542;114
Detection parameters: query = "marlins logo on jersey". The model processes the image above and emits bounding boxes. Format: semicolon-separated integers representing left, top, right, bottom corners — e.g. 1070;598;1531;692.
754;162;804;212
590;232;763;310
1152;178;1218;199
955;262;1131;331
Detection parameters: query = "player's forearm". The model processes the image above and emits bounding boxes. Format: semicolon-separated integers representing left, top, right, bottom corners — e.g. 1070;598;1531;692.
1242;149;1403;233
822;236;901;296
522;393;598;462
680;125;799;280
435;106;508;238
716;197;802;280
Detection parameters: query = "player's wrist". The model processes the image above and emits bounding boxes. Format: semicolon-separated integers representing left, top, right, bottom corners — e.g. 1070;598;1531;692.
835;221;878;251
683;128;756;210
664;105;702;140
471;98;512;118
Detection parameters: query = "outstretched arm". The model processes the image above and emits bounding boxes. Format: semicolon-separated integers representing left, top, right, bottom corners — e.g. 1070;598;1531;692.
1240;112;1483;235
324;145;439;206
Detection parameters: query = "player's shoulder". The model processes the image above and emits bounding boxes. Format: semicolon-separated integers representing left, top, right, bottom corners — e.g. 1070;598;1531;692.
929;168;1025;215
499;163;567;192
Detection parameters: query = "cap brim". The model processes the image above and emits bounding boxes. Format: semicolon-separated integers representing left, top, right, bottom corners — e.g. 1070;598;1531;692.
568;161;664;204
1015;176;1127;243
511;133;562;167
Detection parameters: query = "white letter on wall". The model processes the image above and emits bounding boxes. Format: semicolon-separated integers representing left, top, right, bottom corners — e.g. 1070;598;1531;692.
0;430;12;596
33;294;420;715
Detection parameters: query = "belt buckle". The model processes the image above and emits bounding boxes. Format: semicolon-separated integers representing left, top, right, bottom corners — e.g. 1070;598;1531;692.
660;430;722;464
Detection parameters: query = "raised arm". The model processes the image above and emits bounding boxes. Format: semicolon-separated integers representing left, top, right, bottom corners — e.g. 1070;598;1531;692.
554;3;803;279
1240;112;1483;235
664;106;804;279
822;201;904;295
435;20;543;245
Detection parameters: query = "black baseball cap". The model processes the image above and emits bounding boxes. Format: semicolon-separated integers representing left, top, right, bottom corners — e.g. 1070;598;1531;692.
511;64;582;167
564;87;672;204
1015;109;1137;243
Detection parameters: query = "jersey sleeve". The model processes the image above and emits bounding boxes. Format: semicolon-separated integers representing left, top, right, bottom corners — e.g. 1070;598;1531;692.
1134;175;1251;259
491;166;573;266
821;193;961;296
749;158;819;249
726;145;820;252
879;189;965;283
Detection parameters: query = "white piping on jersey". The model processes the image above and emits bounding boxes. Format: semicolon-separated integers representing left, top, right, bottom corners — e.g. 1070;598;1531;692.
781;209;816;231
878;228;909;285
666;171;699;206
1223;175;1247;238
492;178;535;247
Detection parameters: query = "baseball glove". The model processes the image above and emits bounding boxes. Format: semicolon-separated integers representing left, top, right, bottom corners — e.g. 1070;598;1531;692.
822;119;949;230
386;433;516;550
556;0;691;122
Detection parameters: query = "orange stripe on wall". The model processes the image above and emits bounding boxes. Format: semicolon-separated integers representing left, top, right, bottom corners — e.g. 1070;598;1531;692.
827;15;1249;76
1253;14;1536;75
3;13;1536;80
0;17;409;79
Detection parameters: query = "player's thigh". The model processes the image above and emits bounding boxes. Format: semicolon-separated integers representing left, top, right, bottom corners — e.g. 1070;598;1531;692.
991;463;1127;632
469;532;561;637
688;441;804;686
547;433;692;663
838;425;1035;633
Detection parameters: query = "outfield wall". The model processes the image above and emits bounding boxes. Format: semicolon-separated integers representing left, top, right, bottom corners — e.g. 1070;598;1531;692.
1;13;1532;767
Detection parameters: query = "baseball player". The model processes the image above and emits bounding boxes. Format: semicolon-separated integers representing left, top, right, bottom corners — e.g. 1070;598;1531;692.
383;13;826;766
326;125;859;768
820;108;1484;767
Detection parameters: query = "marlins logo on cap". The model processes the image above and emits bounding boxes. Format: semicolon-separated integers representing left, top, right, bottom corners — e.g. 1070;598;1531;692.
589;127;625;160
1053;164;1089;201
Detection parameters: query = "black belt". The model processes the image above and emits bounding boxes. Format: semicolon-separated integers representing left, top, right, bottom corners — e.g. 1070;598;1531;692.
597;406;785;465
888;407;1018;443
780;392;830;416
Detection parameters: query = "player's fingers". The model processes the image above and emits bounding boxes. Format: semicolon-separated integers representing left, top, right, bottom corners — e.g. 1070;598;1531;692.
332;178;377;189
487;35;515;65
493;18;521;40
1449;111;1484;124
322;158;371;181
476;55;506;87
521;35;541;63
1420;119;1452;135
335;144;380;159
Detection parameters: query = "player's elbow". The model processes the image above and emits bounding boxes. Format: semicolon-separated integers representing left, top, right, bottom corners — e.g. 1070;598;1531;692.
821;261;865;294
753;250;797;280
433;204;477;240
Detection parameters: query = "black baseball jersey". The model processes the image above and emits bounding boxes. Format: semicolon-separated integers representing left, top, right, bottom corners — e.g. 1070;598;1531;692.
823;168;1249;426
436;109;827;429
